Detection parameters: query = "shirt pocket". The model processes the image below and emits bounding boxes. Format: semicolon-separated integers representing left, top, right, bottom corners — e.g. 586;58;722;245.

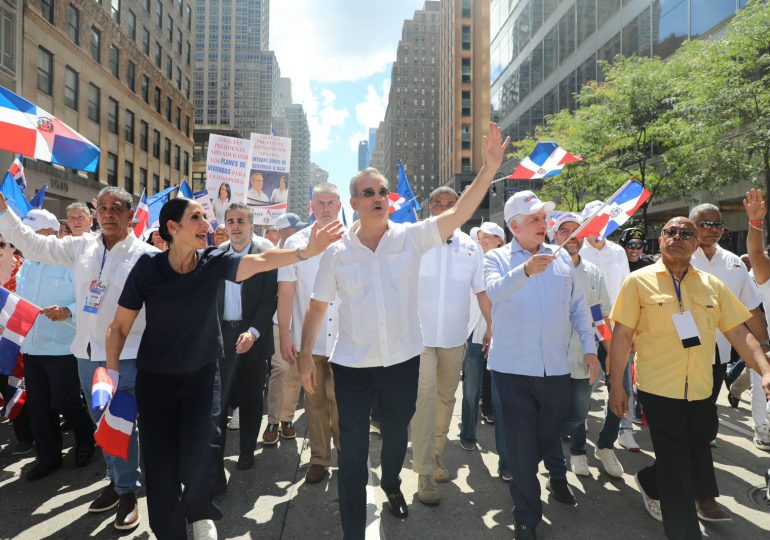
338;260;366;297
690;294;719;333
641;293;679;333
449;250;476;281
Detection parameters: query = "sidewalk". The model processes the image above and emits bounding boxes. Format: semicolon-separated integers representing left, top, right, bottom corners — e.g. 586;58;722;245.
1;381;768;539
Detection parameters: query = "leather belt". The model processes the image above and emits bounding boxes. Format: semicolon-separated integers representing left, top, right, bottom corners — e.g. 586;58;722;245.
223;320;242;328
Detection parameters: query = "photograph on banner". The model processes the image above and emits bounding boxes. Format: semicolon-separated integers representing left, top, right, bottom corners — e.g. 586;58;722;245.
193;189;216;230
205;134;251;225
247;133;292;225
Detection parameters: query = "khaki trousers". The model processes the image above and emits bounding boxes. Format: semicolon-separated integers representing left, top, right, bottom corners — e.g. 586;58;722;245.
266;324;302;424
306;355;341;465
411;344;466;474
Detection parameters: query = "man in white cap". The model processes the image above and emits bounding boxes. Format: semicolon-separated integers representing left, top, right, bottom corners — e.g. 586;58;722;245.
485;191;599;540
579;200;639;466
274;213;308;248
16;209;95;482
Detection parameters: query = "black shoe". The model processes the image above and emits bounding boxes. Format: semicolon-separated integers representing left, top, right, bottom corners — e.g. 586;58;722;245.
384;488;408;518
546;478;576;505
213;469;228;495
25;460;63;481
514;521;537;539
75;442;95;467
114;492;140;530
237;451;255;470
727;390;740;408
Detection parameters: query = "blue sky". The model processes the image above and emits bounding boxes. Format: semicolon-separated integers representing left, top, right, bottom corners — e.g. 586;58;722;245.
271;0;426;211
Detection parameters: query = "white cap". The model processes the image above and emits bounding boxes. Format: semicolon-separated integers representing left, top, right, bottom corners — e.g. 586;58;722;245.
275;212;308;231
22;209;59;232
477;221;505;240
581;200;604;220
503;190;555;225
551;212;583;233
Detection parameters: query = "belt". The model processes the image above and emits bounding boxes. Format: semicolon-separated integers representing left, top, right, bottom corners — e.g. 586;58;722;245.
223;320;242;328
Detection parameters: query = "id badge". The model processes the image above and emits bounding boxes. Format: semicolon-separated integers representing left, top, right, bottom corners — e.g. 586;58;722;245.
672;311;701;348
84;279;108;314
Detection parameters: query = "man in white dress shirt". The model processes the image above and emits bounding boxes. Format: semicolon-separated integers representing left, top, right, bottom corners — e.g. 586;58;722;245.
412;186;492;505
298;123;508;539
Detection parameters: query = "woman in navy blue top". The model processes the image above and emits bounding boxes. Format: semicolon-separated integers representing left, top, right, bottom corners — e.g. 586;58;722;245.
105;198;342;539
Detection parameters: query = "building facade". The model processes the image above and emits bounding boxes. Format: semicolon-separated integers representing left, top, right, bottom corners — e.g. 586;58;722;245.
357;140;368;171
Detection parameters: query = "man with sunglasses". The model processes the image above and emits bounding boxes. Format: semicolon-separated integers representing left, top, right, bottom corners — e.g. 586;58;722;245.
608;216;770;539
297;122;509;539
619;228;654;271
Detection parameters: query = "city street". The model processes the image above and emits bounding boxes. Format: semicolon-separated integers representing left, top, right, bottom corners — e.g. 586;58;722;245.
1;381;769;539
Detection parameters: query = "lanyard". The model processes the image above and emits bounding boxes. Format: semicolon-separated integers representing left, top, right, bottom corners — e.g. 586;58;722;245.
671;270;687;311
97;246;107;281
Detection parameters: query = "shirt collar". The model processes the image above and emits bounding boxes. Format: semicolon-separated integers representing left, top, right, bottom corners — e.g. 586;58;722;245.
653;257;698;278
510;235;550;255
230;241;252;254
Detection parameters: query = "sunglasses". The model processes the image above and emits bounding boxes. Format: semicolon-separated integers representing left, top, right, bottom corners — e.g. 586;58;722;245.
661;228;695;240
359;187;389;198
0;241;14;249
697;220;724;230
625;241;645;249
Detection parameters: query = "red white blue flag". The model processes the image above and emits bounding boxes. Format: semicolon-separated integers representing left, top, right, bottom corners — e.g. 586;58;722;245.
8;154;25;190
0;287;41;375
91;367;115;411
1;374;25;420
132;189;150;238
576;180;651;240
94;390;137;460
591;304;612;342
508;142;581;180
0;85;100;172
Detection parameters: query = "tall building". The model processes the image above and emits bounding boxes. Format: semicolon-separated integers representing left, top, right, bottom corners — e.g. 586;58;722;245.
282;103;311;218
438;0;490;227
370;121;386;172
367;127;377;165
357;140;368;171
380;1;441;203
10;1;194;216
309;162;329;186
489;0;743;224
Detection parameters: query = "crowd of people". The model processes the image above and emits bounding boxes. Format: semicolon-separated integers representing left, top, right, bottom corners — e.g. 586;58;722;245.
0;122;769;540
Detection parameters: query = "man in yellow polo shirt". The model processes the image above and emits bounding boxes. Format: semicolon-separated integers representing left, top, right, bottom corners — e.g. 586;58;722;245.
608;216;770;540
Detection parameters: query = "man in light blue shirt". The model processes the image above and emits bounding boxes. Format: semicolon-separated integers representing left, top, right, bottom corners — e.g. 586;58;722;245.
16;209;94;482
484;191;599;540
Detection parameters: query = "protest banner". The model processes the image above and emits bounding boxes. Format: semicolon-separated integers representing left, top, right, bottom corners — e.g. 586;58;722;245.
247;133;292;225
205;134;251;225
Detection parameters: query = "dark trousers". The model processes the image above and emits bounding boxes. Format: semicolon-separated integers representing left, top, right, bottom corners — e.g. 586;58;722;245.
481;367;493;417
0;373;33;443
636;391;718;540
216;323;268;471
709;362;727;406
332;356;419;540
493;371;570;528
136;363;222;540
23;354;94;465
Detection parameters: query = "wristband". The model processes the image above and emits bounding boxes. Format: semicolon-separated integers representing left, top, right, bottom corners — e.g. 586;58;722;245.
296;247;307;261
749;220;764;228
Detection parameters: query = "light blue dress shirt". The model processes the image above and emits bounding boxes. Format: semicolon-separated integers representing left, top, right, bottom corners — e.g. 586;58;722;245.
484;237;596;376
223;242;258;338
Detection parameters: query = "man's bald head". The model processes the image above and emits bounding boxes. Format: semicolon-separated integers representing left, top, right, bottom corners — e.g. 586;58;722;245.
659;217;700;262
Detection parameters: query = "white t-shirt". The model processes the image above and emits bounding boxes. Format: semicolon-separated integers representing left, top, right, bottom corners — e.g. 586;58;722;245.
569;258;611;379
579;239;629;305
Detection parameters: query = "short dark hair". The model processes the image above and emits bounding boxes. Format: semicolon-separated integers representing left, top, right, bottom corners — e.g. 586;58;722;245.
224;203;252;223
158;198;192;243
219;182;232;201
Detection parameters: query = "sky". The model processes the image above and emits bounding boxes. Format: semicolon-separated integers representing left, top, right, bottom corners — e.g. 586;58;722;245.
270;0;426;213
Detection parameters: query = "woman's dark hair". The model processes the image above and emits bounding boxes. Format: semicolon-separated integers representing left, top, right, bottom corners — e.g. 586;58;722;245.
159;198;192;243
220;182;231;201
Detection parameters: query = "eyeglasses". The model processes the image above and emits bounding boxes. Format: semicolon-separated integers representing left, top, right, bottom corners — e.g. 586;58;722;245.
697;220;724;230
359;187;389;198
625;241;645;249
661;228;695;240
0;241;14;249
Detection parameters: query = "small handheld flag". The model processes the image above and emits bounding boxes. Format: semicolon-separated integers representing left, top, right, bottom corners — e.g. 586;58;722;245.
591;304;612;342
507;142;581;180
132;189;150;237
30;184;46;208
0;287;42;375
91;367;115;411
94;390;137;460
9;154;25;190
1;374;25;420
576;180;651;240
1;160;32;218
389;160;421;223
178;179;193;199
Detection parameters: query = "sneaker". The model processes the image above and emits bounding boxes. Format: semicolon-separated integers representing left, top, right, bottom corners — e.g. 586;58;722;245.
499;470;512;482
618;429;641;452
434;457;449;483
546;478;576;505
459;440;475;451
279;421;296;439
262;423;279;445
727;391;740;408
696;497;731;522
11;441;34;455
114;492;140;530
417;473;440;505
595;448;624;478
570;454;590;477
481;413;495;425
227;408;240;430
192;519;218;540
634;472;662;522
89;481;120;513
753;424;770;450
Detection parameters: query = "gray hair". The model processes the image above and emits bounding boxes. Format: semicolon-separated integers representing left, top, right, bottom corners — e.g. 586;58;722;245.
349;167;389;197
429;186;458;203
224;203;253;223
312;182;340;200
96;186;133;209
65;202;91;214
689;203;720;221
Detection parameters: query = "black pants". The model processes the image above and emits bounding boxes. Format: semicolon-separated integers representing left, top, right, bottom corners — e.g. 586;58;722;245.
216;323;268;471
136;363;222;540
332;356;419;540
0;373;33;443
23;354;93;465
637;391;718;540
480;367;493;418
493;372;570;528
709;362;727;406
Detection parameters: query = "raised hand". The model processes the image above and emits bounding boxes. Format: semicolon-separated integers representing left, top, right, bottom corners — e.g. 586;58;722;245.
483;122;511;172
305;220;344;257
744;188;767;222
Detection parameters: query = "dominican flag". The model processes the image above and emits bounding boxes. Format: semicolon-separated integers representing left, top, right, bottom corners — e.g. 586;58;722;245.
0;287;41;375
1;374;25;420
389;159;421;223
576;180;651;240
94;390;137;460
146;184;179;229
91;367;115;411
0;85;100;172
8;154;25;190
30;184;46;208
177;178;193;199
591;304;612;342
508;142;581;180
132;189;150;237
1;158;32;218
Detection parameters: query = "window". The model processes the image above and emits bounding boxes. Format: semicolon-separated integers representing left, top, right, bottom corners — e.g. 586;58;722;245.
164;178;170;189
165;97;172;122
155;42;162;67
174;145;180;170
461;25;471;51
107;98;119;134
141;75;149;103
107;153;117;186
176;28;182;54
461;124;471;150
111;0;121;23
176;67;181;90
142;27;150;55
690;0;736;37
127;9;136;41
1;10;16;71
167;15;173;42
155;1;162;27
41;0;54;24
152;129;160;158
164;138;171;165
184;78;190;99
175;107;181;130
186;41;190;66
124;160;134;193
67;5;80;44
90;27;101;63
461;90;471;117
461;58;471;83
88;83;100;122
109;45;120;78
139;120;148;151
183;151;189;176
139;168;147;192
166;54;172;79
64;66;78;110
152;174;159;193
184;115;190;137
145;0;151;13
125;109;134;143
37;47;53;95
461;157;471;173
154;86;161;113
461;0;471;18
126;61;135;92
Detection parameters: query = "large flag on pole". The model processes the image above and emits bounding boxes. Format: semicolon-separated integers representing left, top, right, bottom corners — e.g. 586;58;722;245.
132;189;150;237
575;180;651;240
0;159;32;218
389;160;421;223
0;85;100;172
507;142;581;180
146;185;179;229
0;287;41;375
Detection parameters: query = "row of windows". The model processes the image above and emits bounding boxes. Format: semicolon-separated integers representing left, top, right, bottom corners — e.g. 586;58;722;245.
105;153;181;195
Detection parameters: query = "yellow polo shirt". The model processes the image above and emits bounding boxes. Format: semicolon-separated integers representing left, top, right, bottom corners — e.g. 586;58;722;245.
610;259;751;400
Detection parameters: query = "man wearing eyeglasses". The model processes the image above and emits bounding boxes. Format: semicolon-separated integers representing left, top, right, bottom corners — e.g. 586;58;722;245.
608;217;770;539
297;123;509;539
619;228;654;272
